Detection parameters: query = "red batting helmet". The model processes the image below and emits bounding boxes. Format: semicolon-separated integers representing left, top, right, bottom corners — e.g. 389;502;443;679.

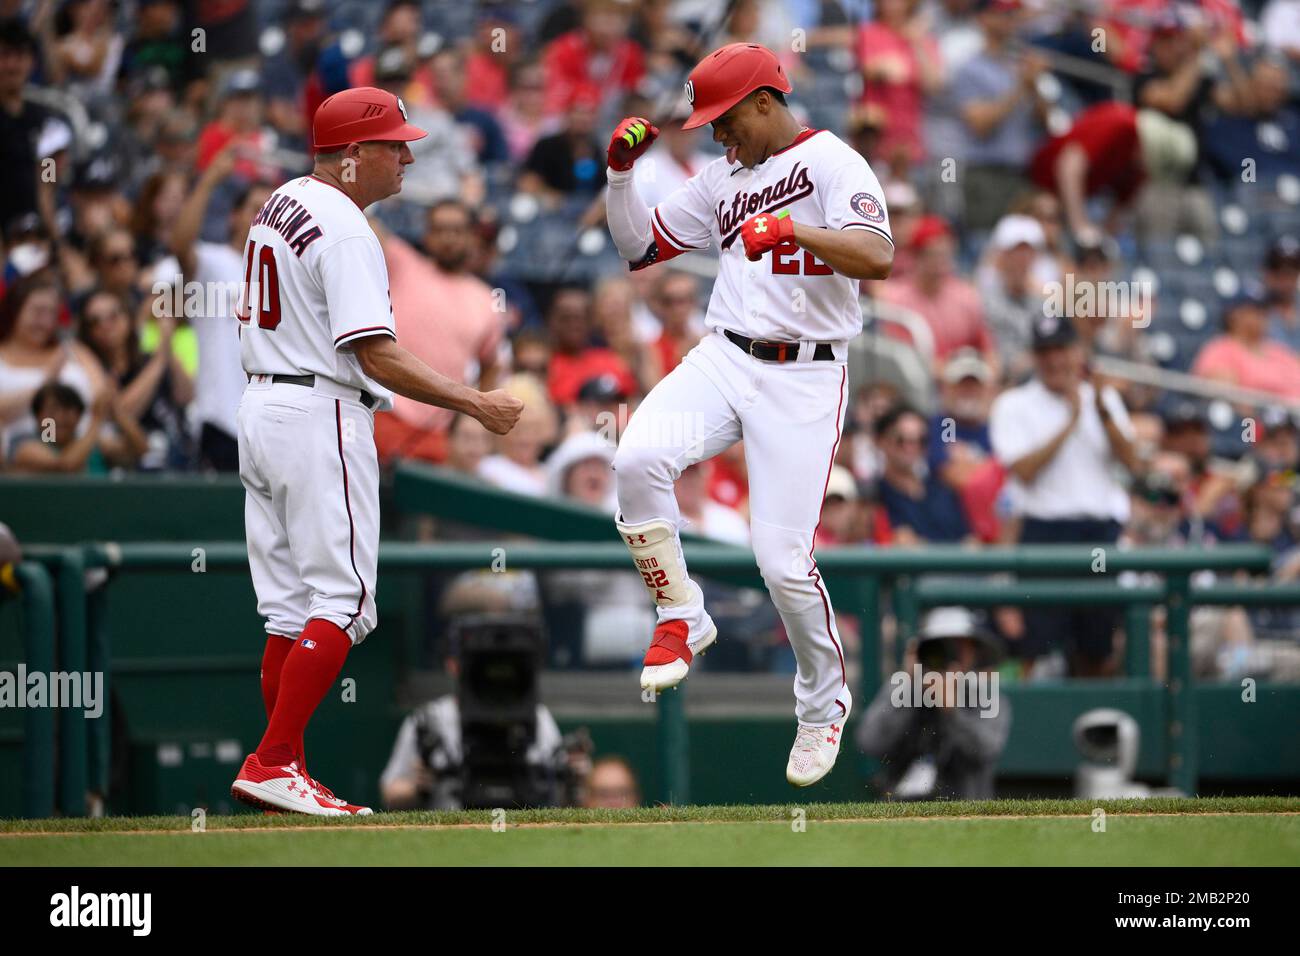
680;43;792;131
312;86;428;151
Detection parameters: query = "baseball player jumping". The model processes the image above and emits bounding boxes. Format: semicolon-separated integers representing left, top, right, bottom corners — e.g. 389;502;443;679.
229;88;523;815
605;44;893;786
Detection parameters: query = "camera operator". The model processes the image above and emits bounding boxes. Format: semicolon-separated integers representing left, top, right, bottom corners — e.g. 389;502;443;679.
379;624;576;811
857;607;1011;799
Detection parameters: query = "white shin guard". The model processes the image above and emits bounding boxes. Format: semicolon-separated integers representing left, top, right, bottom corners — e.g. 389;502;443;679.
617;515;716;656
616;516;695;607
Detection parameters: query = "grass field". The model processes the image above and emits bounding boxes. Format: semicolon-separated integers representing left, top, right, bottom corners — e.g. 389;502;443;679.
2;797;1297;866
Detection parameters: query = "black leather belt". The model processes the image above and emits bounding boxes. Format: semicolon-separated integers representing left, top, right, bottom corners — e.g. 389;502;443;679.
253;373;377;410
724;329;834;363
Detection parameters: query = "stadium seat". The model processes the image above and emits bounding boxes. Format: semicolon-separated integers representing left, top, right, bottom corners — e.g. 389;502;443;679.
1218;234;1270;272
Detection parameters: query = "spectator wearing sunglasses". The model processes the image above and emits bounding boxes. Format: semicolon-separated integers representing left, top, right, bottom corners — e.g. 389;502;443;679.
874;403;973;545
77;288;192;469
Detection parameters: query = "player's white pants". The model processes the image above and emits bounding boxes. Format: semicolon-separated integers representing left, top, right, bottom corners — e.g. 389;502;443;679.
237;378;380;646
613;331;852;725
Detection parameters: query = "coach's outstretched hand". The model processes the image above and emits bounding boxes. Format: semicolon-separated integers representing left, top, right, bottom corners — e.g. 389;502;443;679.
352;335;524;433
607;116;659;171
740;209;795;261
474;389;525;435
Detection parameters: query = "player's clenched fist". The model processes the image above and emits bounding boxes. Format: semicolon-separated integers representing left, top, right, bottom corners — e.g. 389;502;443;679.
474;389;525;435
607;116;659;171
740;209;795;261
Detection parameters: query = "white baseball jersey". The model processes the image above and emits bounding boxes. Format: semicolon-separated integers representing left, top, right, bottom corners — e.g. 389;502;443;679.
611;128;892;727
641;128;892;343
236;174;395;648
238;175;396;410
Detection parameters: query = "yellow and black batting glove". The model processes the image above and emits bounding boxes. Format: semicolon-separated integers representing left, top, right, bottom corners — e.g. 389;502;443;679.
607;116;660;172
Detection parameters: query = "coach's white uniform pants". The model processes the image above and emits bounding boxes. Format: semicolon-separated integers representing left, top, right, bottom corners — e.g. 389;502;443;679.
238;378;380;645
613;331;852;725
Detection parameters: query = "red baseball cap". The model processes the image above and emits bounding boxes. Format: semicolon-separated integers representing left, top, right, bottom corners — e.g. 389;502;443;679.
910;214;952;252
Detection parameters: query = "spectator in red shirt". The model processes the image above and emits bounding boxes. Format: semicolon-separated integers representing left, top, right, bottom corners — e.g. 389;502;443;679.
930;350;1005;544
545;286;638;407
348;0;436;108
194;69;278;181
646;269;703;385
1098;0;1247;75
876;180;921;282
463;6;522;112
565;372;632;440
1029;102;1196;246
542;0;645;114
815;465;894;549
675;461;750;545
876;215;999;374
855;0;944;173
815;466;857;548
708;442;750;519
592;275;652;395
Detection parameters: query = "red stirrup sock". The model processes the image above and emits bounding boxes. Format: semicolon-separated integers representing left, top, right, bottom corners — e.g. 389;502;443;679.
260;635;293;716
259;635;304;766
256;620;351;767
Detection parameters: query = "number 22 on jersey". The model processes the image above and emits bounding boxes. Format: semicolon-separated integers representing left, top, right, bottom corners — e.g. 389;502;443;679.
771;244;832;275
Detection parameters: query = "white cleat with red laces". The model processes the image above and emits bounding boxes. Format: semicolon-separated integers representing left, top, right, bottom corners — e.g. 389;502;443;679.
785;697;852;787
231;754;372;816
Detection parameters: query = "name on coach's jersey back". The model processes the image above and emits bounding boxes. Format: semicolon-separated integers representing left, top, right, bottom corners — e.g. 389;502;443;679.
251;190;324;258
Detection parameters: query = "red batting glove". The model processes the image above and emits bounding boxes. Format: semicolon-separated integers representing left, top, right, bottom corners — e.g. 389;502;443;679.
740;210;795;261
607;116;659;171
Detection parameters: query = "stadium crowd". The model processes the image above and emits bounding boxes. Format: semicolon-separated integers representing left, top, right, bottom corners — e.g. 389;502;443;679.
4;0;1300;681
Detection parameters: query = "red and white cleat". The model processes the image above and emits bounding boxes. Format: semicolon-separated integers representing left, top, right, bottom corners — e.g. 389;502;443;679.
303;773;373;816
231;754;371;816
785;696;853;787
640;619;717;694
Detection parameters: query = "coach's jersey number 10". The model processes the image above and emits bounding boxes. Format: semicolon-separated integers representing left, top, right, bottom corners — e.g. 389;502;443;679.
240;241;282;330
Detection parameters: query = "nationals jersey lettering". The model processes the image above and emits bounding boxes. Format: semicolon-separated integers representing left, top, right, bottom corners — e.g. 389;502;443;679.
239;175;396;409
715;162;815;244
644;128;892;343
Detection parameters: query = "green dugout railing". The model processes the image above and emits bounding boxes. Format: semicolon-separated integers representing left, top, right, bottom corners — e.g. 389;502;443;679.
1;561;58;818
17;538;1286;813
17;545;111;817
905;574;1300;793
